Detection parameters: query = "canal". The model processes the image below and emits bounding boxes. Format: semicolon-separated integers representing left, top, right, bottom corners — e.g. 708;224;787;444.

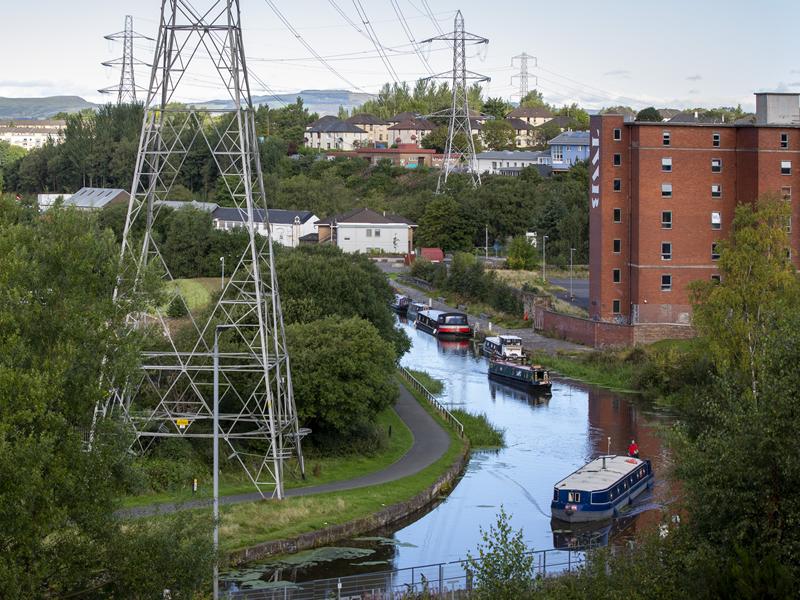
225;318;675;587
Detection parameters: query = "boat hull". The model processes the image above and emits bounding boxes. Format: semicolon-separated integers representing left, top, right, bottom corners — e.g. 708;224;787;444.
488;369;552;392
415;320;472;339
551;475;653;523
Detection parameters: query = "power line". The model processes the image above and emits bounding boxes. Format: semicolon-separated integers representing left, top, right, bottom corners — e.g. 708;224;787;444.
351;0;401;85
421;0;444;35
511;52;537;101
390;0;434;75
98;15;153;103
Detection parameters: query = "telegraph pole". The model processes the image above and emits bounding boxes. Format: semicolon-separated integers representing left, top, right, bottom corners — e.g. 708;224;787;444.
422;11;489;193
99;15;153;104
511;52;537;101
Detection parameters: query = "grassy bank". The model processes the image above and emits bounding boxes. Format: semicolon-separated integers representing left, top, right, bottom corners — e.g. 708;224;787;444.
406;368;444;395
451;409;505;449
120;406;412;509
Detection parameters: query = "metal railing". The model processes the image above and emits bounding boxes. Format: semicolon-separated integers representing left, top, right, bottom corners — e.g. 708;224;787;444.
223;547;588;599
398;366;464;438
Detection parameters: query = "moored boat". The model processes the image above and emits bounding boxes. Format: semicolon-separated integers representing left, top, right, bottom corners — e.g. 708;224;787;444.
389;293;411;314
407;301;427;318
415;309;472;338
487;359;551;391
551;455;654;523
483;334;524;360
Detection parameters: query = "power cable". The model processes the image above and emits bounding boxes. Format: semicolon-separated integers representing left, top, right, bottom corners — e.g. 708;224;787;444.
389;0;434;75
351;0;401;85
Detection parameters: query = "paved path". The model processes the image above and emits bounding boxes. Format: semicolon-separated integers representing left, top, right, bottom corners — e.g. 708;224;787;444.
117;385;451;519
548;277;590;311
392;280;589;355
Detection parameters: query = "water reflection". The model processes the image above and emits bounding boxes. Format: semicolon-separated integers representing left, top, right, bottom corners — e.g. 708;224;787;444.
229;319;674;586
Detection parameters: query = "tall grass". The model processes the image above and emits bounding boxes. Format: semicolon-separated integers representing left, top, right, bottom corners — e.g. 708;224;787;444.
451;410;505;449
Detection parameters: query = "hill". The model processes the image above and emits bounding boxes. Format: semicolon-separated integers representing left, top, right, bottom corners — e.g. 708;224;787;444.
194;89;376;115
0;96;98;119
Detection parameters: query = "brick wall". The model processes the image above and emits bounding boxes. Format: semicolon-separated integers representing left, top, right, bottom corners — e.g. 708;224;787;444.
633;323;696;345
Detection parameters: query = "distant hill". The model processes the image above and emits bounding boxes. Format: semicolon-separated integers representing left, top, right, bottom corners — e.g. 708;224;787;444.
194;89;377;115
0;96;98;119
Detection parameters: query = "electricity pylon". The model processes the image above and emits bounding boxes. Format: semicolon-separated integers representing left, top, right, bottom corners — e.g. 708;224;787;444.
98;0;307;499
422;10;489;193
99;15;153;104
511;52;537;101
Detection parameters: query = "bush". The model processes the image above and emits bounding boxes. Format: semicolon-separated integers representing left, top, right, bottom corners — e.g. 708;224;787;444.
166;295;189;318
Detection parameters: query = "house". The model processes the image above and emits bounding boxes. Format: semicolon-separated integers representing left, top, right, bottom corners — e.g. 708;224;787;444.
315;207;416;255
345;113;390;147
657;108;681;121
668;111;726;124
387;111;419;125
0;119;65;150
474;150;551;176
304;118;368;150
507;106;553;127
387;117;436;147
355;143;443;169
548;131;591;171
505;117;537;148
156;200;219;213
47;187;129;211
212;207;318;247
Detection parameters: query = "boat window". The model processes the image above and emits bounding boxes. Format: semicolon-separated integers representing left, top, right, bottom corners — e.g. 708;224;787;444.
567;491;581;503
443;314;467;325
553;489;558;502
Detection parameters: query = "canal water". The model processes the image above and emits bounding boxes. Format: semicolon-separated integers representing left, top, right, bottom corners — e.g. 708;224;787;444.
224;319;675;587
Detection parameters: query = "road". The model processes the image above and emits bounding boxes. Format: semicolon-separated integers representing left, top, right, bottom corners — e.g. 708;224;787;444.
117;384;451;519
548;277;590;311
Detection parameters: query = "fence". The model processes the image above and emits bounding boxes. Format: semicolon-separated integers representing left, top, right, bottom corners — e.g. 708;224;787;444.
398;366;464;438
224;547;587;599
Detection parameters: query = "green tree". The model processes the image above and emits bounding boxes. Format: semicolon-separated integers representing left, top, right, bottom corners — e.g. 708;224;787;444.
519;89;549;109
161;206;214;278
482;97;512;119
466;506;534;600
506;235;536;269
481;119;515;150
636;106;663;121
417;195;474;251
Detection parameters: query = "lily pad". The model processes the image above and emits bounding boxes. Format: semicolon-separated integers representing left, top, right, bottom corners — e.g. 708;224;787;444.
264;546;375;569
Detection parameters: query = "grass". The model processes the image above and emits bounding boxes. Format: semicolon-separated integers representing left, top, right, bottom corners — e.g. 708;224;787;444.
407;368;444;395
120;406;412;509
531;351;638;392
451;409;505;449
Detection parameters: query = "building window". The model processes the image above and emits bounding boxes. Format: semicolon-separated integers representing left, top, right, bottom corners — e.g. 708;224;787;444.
613;153;621;166
711;274;721;283
612;299;621;314
712;242;720;260
552;145;563;161
613;239;621;253
781;132;789;149
711;158;722;172
661;211;672;229
662;131;671;146
711;184;722;198
613;208;622;223
661;183;672;198
492;161;497;169
613;128;622;141
787;216;792;234
662;157;672;172
612;268;621;283
661;274;672;291
781;160;792;175
712;132;720;147
366;229;373;237
782;186;791;200
613;179;622;191
711;211;721;230
374;229;381;237
661;242;672;261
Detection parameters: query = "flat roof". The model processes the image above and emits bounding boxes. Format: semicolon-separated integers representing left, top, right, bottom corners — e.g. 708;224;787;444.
555;456;645;491
418;309;466;318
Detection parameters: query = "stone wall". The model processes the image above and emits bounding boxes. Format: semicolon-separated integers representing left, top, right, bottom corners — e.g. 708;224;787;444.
228;444;470;565
633;323;696;345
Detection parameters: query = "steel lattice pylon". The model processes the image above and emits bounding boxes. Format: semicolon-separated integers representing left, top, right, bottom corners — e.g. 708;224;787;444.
99;0;306;499
422;10;489;194
511;52;537;102
99;15;153;104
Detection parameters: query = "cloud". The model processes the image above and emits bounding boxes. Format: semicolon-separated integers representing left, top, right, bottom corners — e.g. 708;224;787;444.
0;79;56;88
603;69;631;78
686;75;702;81
688;89;700;95
791;69;800;74
790;82;800;87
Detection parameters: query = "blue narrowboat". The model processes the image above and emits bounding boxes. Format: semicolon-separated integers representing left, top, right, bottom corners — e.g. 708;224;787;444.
551;455;654;523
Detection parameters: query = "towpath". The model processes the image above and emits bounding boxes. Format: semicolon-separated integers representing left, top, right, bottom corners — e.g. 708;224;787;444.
117;384;450;519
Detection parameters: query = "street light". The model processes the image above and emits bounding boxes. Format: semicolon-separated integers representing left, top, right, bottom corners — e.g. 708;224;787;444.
219;256;225;290
542;235;549;283
213;324;235;599
569;248;576;301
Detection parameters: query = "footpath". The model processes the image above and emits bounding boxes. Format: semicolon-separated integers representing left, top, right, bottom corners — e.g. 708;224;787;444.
116;384;450;519
391;279;589;355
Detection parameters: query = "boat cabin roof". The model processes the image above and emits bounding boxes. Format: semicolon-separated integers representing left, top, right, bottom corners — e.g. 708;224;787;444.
498;335;522;343
418;309;466;319
554;456;645;491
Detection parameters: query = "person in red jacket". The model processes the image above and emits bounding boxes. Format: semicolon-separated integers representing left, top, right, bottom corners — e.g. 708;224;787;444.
628;439;640;458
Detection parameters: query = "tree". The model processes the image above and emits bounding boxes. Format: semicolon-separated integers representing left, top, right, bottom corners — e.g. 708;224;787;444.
519;89;548;109
161;206;214;278
482;97;512;120
287;317;398;437
506;236;536;270
481;119;515;151
466;506;534;600
636;106;663;121
417;195;475;251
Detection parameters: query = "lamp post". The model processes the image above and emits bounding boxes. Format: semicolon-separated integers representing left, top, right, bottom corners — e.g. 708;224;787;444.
212;324;234;599
219;256;224;290
569;247;576;301
542;235;549;283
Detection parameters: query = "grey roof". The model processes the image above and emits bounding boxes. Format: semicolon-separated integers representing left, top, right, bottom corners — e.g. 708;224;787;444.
477;150;549;160
535;115;571;129
508;106;553;119
668;111;725;124
346;113;388;125
657;108;681;120
307;115;339;128
548;131;590;145
555;456;646;491
306;118;367;134
316;207;416;226
389;111;419;122
65;187;129;209
505;117;535;131
213;207;316;224
387;117;436;131
156;200;219;212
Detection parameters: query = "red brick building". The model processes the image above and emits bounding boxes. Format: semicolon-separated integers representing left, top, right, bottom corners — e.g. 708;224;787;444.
589;92;800;333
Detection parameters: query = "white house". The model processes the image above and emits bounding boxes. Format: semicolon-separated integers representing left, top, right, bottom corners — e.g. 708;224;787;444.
345;113;390;147
315;207;416;255
474;150;551;176
507;106;553;127
0;119;65;150
387;117;436;147
212;207;317;247
304;117;368;151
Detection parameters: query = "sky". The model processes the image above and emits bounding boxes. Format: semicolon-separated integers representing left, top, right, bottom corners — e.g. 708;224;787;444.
2;0;799;111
